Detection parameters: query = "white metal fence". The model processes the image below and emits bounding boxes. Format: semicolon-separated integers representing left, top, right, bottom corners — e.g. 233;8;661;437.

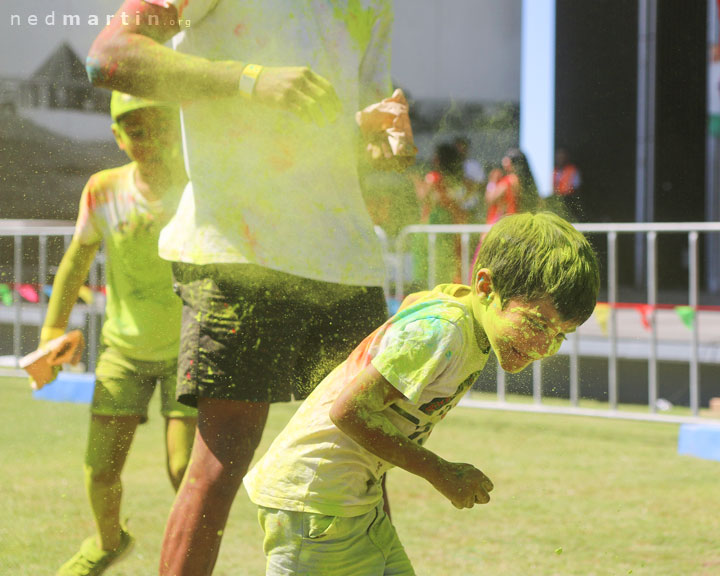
2;219;720;424
0;220;105;372
394;222;720;423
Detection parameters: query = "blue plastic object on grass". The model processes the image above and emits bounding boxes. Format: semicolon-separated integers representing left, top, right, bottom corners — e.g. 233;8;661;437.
32;371;95;404
678;423;720;463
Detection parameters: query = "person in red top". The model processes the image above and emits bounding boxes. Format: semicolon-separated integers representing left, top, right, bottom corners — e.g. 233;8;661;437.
485;148;539;225
551;147;583;220
411;143;466;284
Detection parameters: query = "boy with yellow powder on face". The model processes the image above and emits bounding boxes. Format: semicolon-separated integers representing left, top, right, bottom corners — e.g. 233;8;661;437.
34;92;196;576
244;212;600;575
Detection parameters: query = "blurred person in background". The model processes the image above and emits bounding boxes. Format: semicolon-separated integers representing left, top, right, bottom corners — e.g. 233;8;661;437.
412;142;466;285
551;147;583;220
484;148;539;225
454;136;486;221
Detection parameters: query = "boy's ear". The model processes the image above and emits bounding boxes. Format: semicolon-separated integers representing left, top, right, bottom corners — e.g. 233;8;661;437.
110;122;126;151
474;268;493;298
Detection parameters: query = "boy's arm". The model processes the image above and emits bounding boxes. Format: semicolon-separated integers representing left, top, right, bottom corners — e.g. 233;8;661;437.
329;364;493;509
42;239;100;342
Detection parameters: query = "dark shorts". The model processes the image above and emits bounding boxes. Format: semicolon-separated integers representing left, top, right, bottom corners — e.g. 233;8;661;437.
173;263;388;407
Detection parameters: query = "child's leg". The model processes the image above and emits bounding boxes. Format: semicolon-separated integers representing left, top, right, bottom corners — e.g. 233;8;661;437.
84;347;157;549
164;417;196;490
84;414;141;550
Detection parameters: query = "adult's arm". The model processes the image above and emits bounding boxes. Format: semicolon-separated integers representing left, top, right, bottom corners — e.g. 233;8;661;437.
329;364;493;509
88;0;341;121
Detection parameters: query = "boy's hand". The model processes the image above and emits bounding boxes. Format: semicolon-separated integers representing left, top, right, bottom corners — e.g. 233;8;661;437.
25;331;63;391
24;330;85;390
47;330;85;367
432;461;494;509
253;66;342;126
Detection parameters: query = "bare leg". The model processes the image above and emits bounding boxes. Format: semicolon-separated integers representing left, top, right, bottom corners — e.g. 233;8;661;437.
164;416;196;491
159;398;269;576
85;415;141;550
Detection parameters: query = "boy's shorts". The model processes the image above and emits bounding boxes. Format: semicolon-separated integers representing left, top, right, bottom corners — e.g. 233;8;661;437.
173;263;388;407
92;345;197;423
258;503;415;576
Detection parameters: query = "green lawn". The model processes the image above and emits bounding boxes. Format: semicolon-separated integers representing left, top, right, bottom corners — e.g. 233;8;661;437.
1;376;719;576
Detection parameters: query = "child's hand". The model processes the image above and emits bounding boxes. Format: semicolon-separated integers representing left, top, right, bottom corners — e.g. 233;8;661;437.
433;461;494;509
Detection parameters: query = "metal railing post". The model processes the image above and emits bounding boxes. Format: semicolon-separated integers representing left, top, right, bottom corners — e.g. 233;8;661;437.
13;235;23;366
647;231;658;413
394;231;406;301
570;332;579;406
608;231;618;410
427;233;437;288
461;232;470;285
688;232;700;416
497;362;506;403
533;361;542;405
38;234;48;341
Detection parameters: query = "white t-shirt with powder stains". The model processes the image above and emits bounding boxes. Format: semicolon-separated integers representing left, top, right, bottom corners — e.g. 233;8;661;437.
157;0;392;287
243;284;490;517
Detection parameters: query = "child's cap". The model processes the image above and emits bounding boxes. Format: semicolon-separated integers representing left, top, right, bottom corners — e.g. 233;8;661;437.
110;91;168;121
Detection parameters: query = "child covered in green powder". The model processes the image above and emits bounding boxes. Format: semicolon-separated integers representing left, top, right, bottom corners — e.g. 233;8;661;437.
35;92;196;576
244;212;600;575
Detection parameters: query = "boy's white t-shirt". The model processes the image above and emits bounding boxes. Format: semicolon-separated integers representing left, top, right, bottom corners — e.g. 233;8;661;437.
157;0;393;287
243;284;490;517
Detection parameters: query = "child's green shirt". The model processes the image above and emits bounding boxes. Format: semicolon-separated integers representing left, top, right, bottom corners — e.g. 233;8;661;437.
74;162;181;361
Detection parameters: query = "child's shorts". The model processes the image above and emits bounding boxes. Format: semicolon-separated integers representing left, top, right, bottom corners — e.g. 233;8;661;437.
173;263;388;407
258;503;415;576
92;345;197;423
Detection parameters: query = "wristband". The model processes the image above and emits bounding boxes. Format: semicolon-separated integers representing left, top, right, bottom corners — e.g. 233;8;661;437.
239;64;263;100
40;326;65;343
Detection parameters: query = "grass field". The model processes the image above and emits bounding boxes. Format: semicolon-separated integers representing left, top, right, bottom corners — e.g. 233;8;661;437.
1;376;719;576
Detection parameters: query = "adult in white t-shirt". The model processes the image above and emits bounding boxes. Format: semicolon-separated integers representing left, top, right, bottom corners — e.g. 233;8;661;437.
89;1;414;574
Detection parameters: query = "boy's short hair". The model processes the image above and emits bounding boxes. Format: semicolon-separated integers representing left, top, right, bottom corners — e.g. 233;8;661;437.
473;212;600;324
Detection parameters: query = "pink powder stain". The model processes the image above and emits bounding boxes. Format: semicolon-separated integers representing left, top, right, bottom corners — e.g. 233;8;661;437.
233;23;246;37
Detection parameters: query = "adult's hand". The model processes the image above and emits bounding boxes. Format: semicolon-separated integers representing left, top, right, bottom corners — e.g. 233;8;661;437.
253;66;342;126
356;89;417;168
